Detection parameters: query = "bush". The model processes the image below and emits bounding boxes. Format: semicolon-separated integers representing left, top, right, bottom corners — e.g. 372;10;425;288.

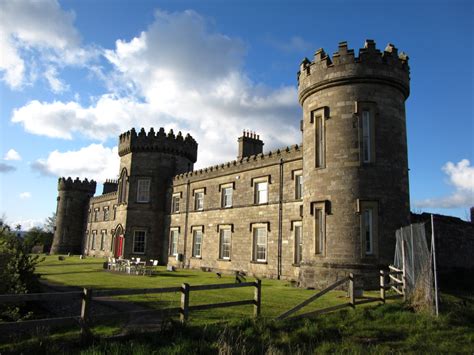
0;226;43;321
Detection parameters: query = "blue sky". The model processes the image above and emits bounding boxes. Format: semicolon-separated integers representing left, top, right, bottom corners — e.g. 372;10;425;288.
0;0;473;229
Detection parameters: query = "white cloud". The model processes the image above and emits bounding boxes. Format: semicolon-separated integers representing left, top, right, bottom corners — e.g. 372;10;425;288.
10;218;44;231
11;9;302;168
0;0;97;89
267;35;313;53
4;148;21;161
19;192;31;199
32;143;120;184
415;159;474;209
0;162;16;173
44;66;69;93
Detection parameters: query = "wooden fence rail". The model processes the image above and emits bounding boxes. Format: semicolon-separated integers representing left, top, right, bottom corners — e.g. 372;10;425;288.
0;280;261;335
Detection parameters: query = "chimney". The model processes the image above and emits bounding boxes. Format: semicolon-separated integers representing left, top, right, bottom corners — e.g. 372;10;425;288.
237;130;264;159
103;179;118;195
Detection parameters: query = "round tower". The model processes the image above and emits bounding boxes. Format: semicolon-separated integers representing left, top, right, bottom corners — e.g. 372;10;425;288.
51;177;96;254
298;40;410;288
117;127;198;261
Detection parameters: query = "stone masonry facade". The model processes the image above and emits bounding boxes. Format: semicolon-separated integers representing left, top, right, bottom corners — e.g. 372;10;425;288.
51;40;415;288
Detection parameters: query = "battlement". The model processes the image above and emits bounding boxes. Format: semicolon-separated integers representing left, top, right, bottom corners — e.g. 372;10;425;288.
57;177;97;193
173;143;302;182
298;40;410;103
118;127;198;162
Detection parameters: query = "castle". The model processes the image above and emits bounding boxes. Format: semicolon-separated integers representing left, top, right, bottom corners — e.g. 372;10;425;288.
51;40;411;288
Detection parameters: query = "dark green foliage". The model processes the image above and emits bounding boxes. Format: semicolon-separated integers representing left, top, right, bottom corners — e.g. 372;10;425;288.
0;225;43;321
23;227;53;253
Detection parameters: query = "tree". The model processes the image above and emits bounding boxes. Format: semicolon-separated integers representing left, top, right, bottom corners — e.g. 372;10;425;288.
44;213;56;234
23;227;53;253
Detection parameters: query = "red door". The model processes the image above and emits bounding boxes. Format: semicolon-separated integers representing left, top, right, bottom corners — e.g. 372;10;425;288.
115;235;124;258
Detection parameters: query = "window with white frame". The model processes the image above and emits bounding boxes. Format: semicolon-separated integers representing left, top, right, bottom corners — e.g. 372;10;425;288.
133;230;146;254
192;228;203;258
294;222;303;264
219;228;231;260
195;191;204;210
170;229;179;256
315;114;325;168
362;111;371;163
255;181;268;204
253;226;267;262
100;230;106;250
137;179;151;203
313;204;325;255
295;172;303;200
172;194;180;213
221;187;233;208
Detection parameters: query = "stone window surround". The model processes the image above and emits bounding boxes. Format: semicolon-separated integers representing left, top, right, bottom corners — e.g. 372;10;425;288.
100;229;107;251
251;176;271;205
193;187;206;211
354;101;378;165
292;169;303;200
292;221;303;265
103;206;110;221
169;227;180;256
132;229;147;254
93;208;99;222
218;224;233;261
136;178;151;203
219;182;235;208
91;230;97;250
250;222;270;263
310;200;329;256
171;192;182;213
310;106;329;170
356;199;379;257
118;168;129;204
191;225;204;259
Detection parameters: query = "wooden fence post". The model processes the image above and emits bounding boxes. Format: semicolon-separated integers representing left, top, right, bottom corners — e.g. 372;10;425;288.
380;270;386;304
254;279;261;317
80;288;92;340
180;283;190;323
349;273;355;308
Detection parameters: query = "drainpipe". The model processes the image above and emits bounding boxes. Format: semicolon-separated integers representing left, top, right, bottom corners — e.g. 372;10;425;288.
278;158;284;279
183;179;191;265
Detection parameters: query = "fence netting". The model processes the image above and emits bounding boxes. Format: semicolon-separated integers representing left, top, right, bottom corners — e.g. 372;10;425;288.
394;223;434;313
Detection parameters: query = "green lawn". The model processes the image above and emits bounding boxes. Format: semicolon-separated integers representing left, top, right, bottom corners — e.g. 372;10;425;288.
35;255;358;323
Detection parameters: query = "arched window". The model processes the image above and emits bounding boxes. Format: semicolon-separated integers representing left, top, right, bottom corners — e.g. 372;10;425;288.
118;168;128;204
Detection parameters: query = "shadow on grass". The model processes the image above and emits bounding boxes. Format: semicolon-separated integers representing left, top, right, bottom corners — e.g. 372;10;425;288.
39;270;104;276
39;262;106;267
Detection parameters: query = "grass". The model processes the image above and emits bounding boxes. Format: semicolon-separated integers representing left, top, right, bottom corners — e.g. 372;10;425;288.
1;255;472;354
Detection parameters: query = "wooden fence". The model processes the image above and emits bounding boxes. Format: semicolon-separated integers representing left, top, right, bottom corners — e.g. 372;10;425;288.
0;280;261;335
277;270;405;321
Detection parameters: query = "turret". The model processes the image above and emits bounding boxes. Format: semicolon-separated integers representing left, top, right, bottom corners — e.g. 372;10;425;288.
298;40;410;288
51;177;96;254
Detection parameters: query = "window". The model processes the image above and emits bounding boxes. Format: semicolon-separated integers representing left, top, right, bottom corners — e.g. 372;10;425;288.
363;209;373;254
192;229;203;258
110;235;115;251
222;187;233;208
255;181;268;204
315;114;325;168
172;194;180;213
91;231;97;250
219;228;231;260
295;173;303;199
253;227;267;262
133;230;146;254
294;223;303;264
113;205;117;220
137;179;151;202
118;169;128;203
314;207;325;254
65;197;71;216
88;209;91;221
170;229;179;256
362;111;371;163
100;230;106;250
195;191;204;210
103;207;109;221
94;209;99;222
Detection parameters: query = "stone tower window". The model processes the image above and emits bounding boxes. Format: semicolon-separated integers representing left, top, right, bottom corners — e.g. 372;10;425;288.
315;114;325;168
358;200;378;256
137;179;151;203
133;230;146;254
311;201;326;255
118;168;128;204
293;221;303;264
355;101;377;164
362;111;372;163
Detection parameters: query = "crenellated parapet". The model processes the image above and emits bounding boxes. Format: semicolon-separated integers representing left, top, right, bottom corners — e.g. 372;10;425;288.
118;127;198;162
298;40;410;103
57;177;97;194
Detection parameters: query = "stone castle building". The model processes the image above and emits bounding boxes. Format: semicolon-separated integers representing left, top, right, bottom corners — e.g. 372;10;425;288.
51;40;411;287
